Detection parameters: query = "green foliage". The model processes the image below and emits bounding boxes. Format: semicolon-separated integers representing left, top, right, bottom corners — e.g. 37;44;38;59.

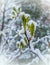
24;38;28;45
12;7;17;18
21;15;30;31
22;15;26;30
28;23;35;36
12;11;15;15
17;7;21;14
16;37;28;49
20;42;24;49
13;7;17;12
12;7;21;18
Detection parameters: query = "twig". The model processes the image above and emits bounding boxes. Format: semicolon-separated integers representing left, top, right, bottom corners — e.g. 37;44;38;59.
0;7;5;44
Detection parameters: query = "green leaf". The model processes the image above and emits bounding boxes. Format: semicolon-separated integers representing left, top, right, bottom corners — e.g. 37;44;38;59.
13;7;17;12
12;15;15;18
20;42;24;49
24;38;28;45
21;15;26;31
21;15;30;31
16;44;19;48
12;11;15;15
26;16;30;23
17;8;20;14
28;23;35;36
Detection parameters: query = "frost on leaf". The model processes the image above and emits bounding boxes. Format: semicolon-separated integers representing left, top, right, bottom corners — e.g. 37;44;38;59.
28;20;37;37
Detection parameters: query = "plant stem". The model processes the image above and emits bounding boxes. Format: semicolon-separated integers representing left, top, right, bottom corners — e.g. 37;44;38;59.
24;31;31;48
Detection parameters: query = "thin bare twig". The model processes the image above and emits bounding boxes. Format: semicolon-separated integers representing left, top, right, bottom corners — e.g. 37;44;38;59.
0;7;5;44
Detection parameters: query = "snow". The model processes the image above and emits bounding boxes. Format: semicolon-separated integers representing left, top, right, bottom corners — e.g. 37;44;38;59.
19;12;30;19
0;0;50;65
26;30;31;39
0;55;8;65
20;39;26;45
28;20;37;30
19;12;25;17
25;14;30;18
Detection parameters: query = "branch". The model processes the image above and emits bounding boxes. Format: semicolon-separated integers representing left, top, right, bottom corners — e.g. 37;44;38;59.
9;48;29;62
35;35;50;45
0;7;5;44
